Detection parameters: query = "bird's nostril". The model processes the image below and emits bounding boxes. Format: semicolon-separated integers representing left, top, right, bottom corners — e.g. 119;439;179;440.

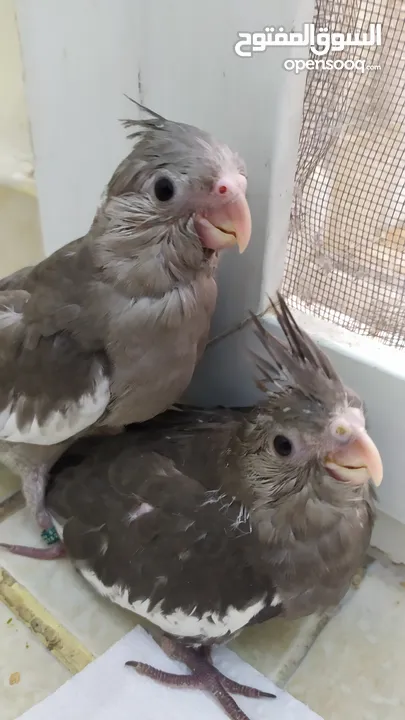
336;425;348;436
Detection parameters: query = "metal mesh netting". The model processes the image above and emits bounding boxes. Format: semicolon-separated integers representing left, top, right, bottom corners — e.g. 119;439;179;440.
282;0;405;347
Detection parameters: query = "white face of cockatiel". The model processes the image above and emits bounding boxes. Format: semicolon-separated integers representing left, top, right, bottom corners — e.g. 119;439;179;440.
248;296;383;501
98;102;251;284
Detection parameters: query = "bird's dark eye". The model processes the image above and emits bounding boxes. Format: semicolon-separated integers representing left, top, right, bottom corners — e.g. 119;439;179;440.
154;176;175;202
273;435;293;457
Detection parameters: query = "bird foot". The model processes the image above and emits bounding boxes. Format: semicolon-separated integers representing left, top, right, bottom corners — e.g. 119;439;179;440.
126;637;275;720
0;498;66;559
0;541;66;559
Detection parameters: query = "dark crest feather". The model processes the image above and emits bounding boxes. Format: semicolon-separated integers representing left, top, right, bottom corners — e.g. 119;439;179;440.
123;94;166;121
250;293;344;399
120;95;167;140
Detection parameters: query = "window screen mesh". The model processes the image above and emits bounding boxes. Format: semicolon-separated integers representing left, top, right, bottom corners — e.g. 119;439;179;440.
282;0;405;347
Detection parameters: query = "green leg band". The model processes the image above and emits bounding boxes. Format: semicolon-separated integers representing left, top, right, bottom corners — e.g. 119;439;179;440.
41;527;60;546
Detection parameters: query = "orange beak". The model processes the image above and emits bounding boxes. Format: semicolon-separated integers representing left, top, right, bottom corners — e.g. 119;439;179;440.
324;429;383;487
194;174;252;253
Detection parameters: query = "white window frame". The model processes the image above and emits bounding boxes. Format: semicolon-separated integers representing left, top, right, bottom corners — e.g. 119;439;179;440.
16;0;405;561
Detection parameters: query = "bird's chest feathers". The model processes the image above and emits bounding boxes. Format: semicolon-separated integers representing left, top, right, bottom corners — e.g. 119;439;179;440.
105;276;216;423
108;276;215;358
257;499;371;616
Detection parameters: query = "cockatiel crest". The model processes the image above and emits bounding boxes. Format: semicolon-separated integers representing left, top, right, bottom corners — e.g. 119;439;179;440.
252;294;346;407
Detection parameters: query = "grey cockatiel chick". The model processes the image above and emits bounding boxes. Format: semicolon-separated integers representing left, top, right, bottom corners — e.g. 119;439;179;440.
0;101;251;560
45;295;382;720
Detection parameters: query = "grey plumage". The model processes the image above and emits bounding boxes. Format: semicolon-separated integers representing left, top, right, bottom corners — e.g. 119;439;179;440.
0;103;251;557
45;294;383;720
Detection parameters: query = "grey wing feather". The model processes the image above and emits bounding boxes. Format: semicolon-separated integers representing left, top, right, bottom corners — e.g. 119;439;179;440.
0;290;110;446
0;266;34;291
47;439;273;624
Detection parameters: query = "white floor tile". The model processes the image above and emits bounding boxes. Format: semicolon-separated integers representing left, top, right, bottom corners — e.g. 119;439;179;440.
231;613;328;685
287;563;405;720
0;603;70;720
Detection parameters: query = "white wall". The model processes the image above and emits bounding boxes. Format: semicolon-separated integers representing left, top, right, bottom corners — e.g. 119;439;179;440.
0;0;43;276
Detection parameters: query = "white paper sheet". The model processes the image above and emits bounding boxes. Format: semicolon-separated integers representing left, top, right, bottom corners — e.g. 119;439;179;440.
18;626;323;720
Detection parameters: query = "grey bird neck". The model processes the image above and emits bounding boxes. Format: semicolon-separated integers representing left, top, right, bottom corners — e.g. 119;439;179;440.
88;200;217;299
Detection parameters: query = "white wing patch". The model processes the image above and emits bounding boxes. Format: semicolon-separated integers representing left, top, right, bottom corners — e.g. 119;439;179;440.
126;503;154;524
0;369;110;445
80;567;267;640
0;308;23;329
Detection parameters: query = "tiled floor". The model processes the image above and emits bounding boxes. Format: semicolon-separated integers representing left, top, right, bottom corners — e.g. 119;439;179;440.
0;603;71;720
287;564;405;720
2;467;405;720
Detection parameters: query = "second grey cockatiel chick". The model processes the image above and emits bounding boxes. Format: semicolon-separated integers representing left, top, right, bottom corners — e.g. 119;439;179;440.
45;295;383;720
0;101;251;559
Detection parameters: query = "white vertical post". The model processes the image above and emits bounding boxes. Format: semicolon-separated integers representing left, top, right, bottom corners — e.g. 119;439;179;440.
16;0;314;404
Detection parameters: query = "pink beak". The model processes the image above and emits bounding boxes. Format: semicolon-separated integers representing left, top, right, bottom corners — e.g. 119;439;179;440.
324;429;383;487
194;174;252;253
